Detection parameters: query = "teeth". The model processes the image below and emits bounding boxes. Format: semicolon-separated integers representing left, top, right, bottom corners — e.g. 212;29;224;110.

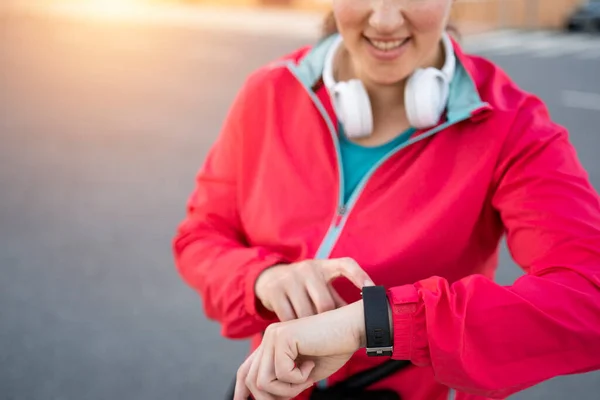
370;39;405;51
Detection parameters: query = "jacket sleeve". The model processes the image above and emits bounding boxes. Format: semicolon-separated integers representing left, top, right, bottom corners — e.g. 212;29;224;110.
387;97;600;398
173;78;286;339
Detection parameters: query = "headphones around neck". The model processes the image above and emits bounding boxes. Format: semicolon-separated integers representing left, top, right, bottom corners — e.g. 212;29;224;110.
322;33;456;138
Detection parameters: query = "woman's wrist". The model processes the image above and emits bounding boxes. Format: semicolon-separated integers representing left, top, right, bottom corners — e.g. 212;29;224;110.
351;300;367;349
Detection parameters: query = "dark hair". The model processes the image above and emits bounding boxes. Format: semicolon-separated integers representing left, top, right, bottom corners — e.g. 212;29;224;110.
321;11;461;41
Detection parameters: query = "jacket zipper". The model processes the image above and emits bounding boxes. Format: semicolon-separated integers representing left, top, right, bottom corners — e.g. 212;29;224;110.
334;205;346;227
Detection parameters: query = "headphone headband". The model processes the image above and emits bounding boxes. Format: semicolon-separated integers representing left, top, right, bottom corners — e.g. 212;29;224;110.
322;34;343;94
439;32;456;81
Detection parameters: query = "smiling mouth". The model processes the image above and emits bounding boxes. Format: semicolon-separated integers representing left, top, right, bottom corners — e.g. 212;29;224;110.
365;36;411;52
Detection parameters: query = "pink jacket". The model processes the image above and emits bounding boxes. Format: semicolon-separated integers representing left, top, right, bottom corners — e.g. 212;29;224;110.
173;37;600;399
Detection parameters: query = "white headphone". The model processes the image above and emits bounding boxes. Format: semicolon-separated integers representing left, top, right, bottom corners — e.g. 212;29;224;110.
322;32;456;138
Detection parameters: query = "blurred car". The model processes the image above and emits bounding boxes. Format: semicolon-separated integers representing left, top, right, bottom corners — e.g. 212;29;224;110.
566;0;600;32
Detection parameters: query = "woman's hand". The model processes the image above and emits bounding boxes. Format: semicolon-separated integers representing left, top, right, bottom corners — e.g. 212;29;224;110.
234;300;367;400
255;258;374;321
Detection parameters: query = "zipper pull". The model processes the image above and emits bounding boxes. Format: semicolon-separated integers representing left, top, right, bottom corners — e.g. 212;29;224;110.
334;205;346;227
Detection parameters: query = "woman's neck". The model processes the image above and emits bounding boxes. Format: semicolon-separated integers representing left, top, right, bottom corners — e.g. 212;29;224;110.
334;40;446;141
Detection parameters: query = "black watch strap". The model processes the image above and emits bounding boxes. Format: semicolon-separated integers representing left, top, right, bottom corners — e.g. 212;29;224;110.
362;286;393;357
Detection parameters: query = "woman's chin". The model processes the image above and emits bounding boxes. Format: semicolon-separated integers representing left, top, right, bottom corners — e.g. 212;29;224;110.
363;71;411;87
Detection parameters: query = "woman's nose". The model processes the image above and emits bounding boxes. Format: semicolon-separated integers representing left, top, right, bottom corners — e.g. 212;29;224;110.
368;1;406;34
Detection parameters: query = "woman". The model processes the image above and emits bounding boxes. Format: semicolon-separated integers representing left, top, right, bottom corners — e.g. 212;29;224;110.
173;1;600;399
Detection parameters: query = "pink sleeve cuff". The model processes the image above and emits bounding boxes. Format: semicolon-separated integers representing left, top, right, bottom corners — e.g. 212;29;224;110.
387;284;430;365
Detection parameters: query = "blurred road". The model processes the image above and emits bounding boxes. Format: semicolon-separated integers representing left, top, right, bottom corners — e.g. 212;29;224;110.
2;5;600;400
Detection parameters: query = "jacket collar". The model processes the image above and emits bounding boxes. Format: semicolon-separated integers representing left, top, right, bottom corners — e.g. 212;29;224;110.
287;33;492;123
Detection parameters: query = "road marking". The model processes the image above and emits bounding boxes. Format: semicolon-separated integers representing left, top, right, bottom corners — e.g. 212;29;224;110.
491;31;556;56
463;30;600;60
535;35;600;58
562;91;600;111
463;30;524;54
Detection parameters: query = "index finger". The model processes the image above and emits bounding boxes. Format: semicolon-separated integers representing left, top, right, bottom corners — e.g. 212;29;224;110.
320;258;375;289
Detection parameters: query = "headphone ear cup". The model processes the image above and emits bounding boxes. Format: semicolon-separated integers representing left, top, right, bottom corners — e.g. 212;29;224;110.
405;68;449;129
334;80;373;138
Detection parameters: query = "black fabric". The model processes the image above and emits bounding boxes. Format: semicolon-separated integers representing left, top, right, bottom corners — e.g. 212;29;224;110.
226;359;411;400
310;388;401;400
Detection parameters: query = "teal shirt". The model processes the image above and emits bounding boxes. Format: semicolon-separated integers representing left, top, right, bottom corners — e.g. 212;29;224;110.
338;125;416;203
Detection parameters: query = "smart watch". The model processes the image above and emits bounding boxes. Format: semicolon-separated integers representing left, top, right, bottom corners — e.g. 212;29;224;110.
362;285;393;357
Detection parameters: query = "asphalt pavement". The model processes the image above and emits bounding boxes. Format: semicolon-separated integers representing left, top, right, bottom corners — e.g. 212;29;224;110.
1;5;600;400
